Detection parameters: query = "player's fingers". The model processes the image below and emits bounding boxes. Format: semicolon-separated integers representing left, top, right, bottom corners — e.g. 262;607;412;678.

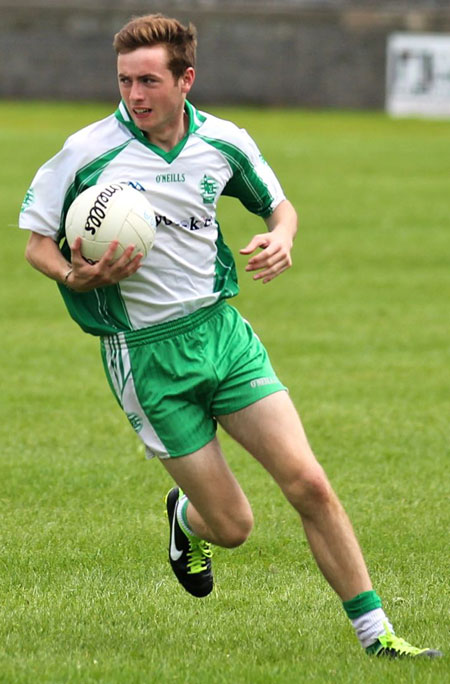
246;245;286;271
69;236;84;260
239;234;270;255
252;253;292;279
70;236;82;250
112;246;145;276
257;262;290;283
106;243;133;268
122;252;143;275
245;246;283;272
100;239;120;266
262;264;290;283
247;241;279;262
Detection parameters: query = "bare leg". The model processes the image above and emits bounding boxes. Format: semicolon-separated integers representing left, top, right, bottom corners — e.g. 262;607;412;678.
160;436;254;548
218;391;372;601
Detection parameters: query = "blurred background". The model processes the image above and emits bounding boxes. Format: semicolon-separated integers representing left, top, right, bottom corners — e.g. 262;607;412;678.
1;0;450;113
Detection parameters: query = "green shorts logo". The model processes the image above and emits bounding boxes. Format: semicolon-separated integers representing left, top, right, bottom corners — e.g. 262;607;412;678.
21;187;35;213
126;412;144;433
200;174;218;204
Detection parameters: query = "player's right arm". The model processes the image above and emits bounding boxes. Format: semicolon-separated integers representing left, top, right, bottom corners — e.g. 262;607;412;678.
25;231;142;292
21;117;142;292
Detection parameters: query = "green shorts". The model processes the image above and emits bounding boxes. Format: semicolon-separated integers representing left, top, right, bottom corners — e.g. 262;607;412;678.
101;301;286;459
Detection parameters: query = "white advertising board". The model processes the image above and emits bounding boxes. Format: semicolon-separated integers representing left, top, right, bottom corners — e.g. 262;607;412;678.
386;32;450;118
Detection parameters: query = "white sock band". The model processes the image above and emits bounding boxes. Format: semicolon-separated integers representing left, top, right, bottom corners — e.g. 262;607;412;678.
351;608;394;648
176;494;197;538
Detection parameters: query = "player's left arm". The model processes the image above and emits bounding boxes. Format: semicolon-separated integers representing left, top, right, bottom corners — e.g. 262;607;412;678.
240;199;297;284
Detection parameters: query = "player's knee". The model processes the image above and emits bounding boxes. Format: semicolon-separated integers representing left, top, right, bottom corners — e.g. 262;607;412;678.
285;465;334;515
304;470;334;509
214;508;254;548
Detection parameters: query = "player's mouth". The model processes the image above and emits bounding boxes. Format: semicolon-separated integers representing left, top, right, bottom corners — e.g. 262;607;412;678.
133;107;153;119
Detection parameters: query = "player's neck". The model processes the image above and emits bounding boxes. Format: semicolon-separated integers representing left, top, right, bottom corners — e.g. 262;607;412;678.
145;110;188;152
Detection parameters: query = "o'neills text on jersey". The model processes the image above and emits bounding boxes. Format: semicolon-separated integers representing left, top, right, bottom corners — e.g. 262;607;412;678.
156;174;186;184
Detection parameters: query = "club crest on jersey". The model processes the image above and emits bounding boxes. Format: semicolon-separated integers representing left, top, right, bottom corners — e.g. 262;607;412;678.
200;174;218;205
126;412;144;433
21;187;35;213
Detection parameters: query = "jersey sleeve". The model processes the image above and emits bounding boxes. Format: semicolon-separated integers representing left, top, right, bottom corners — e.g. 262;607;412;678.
18;114;127;241
221;128;286;218
18;142;79;240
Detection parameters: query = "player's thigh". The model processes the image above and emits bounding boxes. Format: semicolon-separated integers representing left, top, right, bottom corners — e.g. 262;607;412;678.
160;436;252;531
217;391;327;501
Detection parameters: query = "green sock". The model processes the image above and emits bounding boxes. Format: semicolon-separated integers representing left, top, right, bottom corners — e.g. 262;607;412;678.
342;590;382;620
343;591;394;650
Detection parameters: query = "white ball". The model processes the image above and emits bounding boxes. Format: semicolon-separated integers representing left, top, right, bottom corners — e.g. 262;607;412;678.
65;183;156;262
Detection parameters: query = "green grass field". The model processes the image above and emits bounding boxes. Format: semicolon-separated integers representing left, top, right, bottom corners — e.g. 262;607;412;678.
1;102;449;683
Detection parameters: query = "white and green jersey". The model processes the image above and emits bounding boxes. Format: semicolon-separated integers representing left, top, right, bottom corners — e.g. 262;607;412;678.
19;101;285;336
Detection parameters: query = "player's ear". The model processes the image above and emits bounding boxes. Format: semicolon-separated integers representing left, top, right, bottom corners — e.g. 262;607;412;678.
180;67;195;93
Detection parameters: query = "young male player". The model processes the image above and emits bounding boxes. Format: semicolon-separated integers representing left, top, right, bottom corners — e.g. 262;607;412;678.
19;13;441;658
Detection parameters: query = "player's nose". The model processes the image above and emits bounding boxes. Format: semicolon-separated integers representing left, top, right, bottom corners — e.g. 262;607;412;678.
129;81;144;102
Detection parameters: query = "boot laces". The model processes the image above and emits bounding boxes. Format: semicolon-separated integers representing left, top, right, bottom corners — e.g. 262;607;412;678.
187;539;212;574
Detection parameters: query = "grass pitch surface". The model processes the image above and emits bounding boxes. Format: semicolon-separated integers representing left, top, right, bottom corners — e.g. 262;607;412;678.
1;102;449;683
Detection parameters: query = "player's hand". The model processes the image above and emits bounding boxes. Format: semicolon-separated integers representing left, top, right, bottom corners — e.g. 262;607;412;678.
240;227;293;284
66;237;143;292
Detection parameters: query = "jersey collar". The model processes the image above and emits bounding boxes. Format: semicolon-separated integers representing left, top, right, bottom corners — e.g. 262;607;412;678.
114;99;206;163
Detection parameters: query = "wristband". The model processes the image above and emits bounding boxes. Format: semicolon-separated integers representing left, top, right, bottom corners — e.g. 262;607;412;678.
63;267;73;289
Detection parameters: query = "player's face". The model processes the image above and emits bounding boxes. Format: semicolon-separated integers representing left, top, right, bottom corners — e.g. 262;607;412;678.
117;45;195;144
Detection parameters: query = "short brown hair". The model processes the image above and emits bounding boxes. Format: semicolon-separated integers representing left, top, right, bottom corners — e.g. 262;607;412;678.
113;14;197;80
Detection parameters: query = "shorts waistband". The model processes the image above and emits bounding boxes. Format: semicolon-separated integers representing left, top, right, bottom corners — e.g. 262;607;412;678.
102;301;226;348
